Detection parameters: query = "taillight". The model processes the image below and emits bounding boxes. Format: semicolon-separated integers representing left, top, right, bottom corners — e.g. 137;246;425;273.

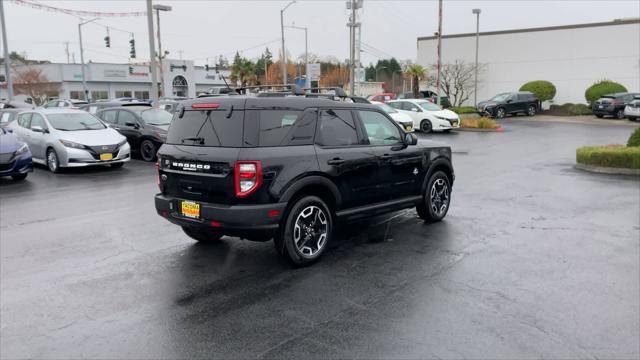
235;161;262;198
192;103;220;109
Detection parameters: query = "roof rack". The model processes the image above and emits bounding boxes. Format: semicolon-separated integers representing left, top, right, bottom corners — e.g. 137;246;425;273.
236;84;305;96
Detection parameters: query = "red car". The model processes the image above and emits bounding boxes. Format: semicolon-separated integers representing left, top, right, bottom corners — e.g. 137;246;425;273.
367;93;396;103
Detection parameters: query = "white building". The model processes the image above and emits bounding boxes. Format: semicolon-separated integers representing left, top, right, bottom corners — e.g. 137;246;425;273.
0;58;232;101
417;19;640;105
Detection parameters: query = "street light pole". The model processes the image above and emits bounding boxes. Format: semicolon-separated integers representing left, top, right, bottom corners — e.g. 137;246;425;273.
153;4;172;99
472;8;481;107
280;1;296;85
78;18;99;102
146;0;159;106
0;0;14;101
285;24;308;88
436;0;443;106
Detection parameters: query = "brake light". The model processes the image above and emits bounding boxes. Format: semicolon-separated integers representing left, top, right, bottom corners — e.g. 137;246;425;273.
191;103;220;109
235;161;262;198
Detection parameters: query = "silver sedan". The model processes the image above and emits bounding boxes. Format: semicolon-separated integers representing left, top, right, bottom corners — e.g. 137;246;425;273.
8;108;130;173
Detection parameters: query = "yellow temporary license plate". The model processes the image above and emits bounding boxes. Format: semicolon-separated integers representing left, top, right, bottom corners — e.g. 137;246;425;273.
181;201;200;219
405;125;413;131
100;153;113;161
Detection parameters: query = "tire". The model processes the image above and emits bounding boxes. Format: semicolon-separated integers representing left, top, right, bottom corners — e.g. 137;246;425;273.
182;226;223;243
11;173;27;181
110;162;124;168
629;117;637;121
140;140;157;162
494;107;506;119
46;148;60;173
527;105;536;116
595;114;604;118
616;109;624;119
417;170;451;223
420;119;433;133
273;196;332;266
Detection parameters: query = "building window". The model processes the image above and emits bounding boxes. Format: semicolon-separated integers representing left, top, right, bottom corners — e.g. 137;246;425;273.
91;91;109;101
70;91;85;100
115;91;132;98
134;91;149;100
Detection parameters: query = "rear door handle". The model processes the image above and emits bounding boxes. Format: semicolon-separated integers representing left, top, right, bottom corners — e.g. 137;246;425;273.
380;154;392;160
327;158;345;166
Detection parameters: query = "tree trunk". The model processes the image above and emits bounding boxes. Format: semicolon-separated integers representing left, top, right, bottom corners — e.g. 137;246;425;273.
412;75;419;98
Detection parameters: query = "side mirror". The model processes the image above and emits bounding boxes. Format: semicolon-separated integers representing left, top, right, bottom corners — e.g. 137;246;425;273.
506;99;512;104
411;108;419;112
31;126;44;133
125;121;139;129
404;132;418;146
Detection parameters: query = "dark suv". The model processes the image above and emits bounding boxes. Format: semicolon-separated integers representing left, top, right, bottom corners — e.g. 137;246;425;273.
477;92;539;118
592;93;639;119
154;96;454;265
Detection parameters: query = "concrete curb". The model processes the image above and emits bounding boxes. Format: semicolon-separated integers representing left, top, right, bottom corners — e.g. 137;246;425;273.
454;127;502;132
574;163;640;176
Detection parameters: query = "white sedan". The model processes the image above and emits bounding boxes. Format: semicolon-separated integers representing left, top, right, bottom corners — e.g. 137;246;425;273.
387;99;460;133
370;101;415;132
624;99;640;121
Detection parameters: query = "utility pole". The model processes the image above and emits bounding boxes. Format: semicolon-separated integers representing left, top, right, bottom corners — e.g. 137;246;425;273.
79;18;98;102
146;0;159;106
280;1;296;85
472;8;481;107
1;0;14;101
348;0;356;95
435;0;443;106
153;4;172;99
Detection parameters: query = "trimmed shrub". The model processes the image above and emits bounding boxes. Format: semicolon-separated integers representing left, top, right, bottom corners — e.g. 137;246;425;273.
576;146;640;169
451;106;477;114
460;116;500;129
585;80;627;104
548;103;593;116
628;128;640;147
519;80;556;102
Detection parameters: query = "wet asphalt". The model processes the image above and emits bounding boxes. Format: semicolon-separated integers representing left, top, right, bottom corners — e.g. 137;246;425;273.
1;118;639;359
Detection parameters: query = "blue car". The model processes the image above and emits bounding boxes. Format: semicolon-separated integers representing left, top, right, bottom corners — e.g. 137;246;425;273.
0;127;33;181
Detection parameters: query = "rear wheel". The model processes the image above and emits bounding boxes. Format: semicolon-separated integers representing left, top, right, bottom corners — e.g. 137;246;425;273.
629;117;637;121
616;109;625;119
140;140;157;162
182;226;223;243
11;173;27;181
420;119;432;133
274;196;332;266
595;114;604;118
417;171;451;223
46;148;60;173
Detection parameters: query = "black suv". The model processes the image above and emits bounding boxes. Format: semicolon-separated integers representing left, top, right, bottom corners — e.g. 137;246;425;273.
477;92;539;118
592;93;639;119
154;96;454;265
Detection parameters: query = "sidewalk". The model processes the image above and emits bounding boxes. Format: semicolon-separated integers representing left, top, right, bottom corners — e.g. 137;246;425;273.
504;114;640;127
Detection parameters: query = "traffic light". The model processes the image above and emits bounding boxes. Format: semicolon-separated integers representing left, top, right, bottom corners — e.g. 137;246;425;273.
104;36;110;48
129;38;136;59
205;65;210;72
128;66;133;74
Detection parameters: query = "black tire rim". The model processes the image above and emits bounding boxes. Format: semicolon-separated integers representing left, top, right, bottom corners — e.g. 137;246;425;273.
141;141;155;161
293;205;328;258
617;110;624;119
47;150;57;172
496;108;505;118
421;120;432;132
528;106;536;116
430;178;449;216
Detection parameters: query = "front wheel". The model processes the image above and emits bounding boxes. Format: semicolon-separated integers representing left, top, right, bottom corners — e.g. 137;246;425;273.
417;171;451;223
420;119;433;133
47;148;60;173
595;114;604;118
494;108;506;119
527;105;536;116
274;196;332;266
182;226;223;243
140;140;157;162
11;173;27;181
616;110;625;119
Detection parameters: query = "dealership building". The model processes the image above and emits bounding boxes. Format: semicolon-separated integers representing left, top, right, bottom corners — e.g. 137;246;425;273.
417;19;640;105
0;58;232;101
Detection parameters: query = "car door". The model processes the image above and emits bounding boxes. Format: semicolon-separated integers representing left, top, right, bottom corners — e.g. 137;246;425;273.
314;108;383;209
504;94;519;114
116;110;142;148
357;109;424;200
28;113;49;160
400;101;423;127
13;113;32;143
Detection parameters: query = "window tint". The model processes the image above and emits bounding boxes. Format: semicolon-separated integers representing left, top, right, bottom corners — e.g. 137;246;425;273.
0;113;11;124
100;110;118;124
166;110;244;147
316;109;359;147
118;111;137;126
18;113;32;128
30;114;47;130
358;111;402;146
258;110;303;146
388;102;401;109
402;102;419;111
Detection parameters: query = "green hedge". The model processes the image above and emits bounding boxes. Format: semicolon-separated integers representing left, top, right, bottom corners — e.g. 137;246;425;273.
628;128;640;147
451;106;477;114
585;80;627;104
520;80;556;102
549;103;592;115
576;146;640;169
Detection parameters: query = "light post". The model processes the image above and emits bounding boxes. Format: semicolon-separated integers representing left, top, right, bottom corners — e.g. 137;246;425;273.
153;4;171;98
375;66;387;82
472;8;481;107
284;24;308;88
145;0;159;106
280;1;296;85
0;0;13;101
78;18;99;102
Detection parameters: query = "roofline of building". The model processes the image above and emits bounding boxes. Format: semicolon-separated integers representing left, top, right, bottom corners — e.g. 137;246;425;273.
417;18;640;41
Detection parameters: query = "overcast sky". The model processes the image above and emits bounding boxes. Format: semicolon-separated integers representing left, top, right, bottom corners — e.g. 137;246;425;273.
2;0;639;66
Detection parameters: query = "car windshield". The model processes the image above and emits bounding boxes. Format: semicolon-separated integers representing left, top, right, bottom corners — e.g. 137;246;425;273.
47;112;106;131
490;93;510;102
417;101;442;111
140;109;173;126
375;103;398;113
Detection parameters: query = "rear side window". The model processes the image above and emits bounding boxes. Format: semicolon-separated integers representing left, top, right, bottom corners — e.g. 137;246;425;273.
99;110;118;124
166;110;244;147
258;110;302;146
18;113;32;128
316;109;359;147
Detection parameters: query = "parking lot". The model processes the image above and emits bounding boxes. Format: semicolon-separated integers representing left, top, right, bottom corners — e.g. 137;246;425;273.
1;118;639;359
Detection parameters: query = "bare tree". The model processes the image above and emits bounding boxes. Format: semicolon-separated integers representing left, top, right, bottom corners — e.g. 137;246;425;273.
427;60;484;107
12;67;61;106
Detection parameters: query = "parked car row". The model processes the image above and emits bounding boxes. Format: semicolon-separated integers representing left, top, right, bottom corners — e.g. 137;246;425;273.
593;92;640;119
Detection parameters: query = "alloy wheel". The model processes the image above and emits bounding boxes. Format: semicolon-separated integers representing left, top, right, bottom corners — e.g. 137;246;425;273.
47;150;58;172
430;178;450;216
496;108;506;119
617;110;624;119
421;120;432;133
293;205;328;258
528;106;536;116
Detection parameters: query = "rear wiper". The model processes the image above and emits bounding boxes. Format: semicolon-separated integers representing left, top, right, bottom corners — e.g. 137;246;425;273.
181;137;205;144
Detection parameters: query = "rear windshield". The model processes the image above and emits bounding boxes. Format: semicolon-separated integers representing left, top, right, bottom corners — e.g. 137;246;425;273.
166;110;244;147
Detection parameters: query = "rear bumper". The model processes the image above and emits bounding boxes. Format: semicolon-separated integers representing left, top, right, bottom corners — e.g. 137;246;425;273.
592;107;616;116
155;194;286;234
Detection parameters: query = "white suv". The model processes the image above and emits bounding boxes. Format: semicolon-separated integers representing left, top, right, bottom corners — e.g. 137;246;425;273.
387;99;460;133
